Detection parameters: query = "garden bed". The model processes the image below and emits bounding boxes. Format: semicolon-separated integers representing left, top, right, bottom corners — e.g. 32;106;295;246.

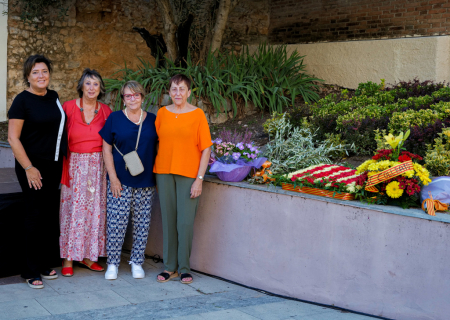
142;176;450;320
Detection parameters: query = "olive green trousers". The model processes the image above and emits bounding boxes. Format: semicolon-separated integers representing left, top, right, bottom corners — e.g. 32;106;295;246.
156;174;199;274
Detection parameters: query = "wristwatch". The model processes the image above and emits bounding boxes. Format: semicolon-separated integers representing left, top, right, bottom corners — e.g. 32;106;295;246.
197;175;204;180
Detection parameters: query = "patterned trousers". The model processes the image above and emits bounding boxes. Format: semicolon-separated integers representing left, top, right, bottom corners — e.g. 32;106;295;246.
106;182;155;266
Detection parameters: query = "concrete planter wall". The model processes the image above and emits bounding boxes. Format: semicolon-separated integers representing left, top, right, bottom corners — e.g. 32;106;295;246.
142;177;450;320
0;143;14;168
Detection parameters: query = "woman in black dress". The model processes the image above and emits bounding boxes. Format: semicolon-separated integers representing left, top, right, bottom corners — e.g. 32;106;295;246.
8;55;67;289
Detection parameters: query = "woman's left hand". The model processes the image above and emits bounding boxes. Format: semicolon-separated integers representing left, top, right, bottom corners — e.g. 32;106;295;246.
190;179;203;198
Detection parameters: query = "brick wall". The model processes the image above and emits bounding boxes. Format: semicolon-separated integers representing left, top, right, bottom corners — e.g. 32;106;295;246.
269;0;450;44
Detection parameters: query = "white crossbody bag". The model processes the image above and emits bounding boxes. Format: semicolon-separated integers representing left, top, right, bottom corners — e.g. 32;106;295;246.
113;119;144;176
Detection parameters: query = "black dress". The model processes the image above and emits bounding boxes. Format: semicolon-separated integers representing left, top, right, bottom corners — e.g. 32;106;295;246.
8;89;67;279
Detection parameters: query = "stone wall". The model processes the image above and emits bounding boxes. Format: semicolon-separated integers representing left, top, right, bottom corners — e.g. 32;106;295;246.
269;0;450;44
7;0;161;108
6;0;270;110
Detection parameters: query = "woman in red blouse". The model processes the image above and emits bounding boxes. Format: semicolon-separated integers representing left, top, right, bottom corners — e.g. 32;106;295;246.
59;69;112;276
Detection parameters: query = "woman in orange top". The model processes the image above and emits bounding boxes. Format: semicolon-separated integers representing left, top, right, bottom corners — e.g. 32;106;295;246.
59;69;112;276
154;74;212;284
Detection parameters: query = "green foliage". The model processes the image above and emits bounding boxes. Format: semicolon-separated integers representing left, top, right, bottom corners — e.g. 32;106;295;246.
388;109;440;133
262;117;351;174
354;80;384;96
424;128;450;176
300;78;450;156
374;129;391;150
105;44;323;114
263;112;287;136
324;133;353;158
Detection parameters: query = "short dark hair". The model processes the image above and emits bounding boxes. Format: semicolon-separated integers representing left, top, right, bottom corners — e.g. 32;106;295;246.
23;55;52;86
76;68;106;100
169;74;191;90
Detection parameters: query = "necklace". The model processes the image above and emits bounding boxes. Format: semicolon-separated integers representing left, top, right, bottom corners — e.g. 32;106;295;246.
125;107;143;125
175;106;185;118
80;98;99;125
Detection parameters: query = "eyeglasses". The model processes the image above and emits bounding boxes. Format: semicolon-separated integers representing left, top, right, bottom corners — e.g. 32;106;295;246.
123;93;141;100
170;87;188;94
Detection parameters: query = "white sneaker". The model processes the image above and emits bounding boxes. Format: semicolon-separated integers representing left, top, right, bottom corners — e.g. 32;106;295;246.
131;263;145;279
105;264;118;280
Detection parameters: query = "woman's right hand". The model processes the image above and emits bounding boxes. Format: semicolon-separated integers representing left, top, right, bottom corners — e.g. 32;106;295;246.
26;167;42;190
110;178;122;198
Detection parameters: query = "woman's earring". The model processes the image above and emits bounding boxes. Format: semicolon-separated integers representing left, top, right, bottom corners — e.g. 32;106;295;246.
124;102;126;107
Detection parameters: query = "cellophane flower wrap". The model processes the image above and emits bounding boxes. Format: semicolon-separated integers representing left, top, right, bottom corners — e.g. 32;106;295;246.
356;130;432;208
284;164;367;194
209;138;267;174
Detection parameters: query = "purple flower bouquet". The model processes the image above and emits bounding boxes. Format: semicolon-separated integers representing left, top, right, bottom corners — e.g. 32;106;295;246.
209;139;267;182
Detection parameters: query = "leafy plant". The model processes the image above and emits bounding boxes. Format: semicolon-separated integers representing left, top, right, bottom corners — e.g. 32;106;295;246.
424;128;450;176
263;118;351;174
105;44;323;115
388;109;440;133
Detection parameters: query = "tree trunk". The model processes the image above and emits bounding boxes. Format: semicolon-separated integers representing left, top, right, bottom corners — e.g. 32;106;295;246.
155;0;179;61
209;0;239;54
132;27;167;67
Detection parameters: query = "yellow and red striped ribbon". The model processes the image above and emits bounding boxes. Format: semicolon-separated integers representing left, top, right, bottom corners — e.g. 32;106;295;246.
365;160;414;193
422;191;449;216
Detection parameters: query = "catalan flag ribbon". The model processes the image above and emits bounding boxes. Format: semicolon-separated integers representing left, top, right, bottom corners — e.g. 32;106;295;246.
422;191;449;216
365;160;414;192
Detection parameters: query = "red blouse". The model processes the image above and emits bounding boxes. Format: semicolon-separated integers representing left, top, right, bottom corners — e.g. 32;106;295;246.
61;99;112;187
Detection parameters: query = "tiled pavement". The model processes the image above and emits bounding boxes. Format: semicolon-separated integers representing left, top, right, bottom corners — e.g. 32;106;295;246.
0;255;378;320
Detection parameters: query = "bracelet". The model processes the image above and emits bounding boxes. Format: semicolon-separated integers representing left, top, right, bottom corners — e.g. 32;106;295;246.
24;165;33;171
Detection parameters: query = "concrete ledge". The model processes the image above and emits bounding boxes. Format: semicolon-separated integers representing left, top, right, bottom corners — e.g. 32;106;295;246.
0;143;14;168
203;176;450;224
144;176;450;320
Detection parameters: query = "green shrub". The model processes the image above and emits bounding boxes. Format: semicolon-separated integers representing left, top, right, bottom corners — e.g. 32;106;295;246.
430;101;450;118
424;128;450;176
388;109;440;133
354;80;385;96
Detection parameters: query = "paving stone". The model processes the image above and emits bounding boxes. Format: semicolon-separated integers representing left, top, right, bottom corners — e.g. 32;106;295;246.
112;281;201;304
42;271;132;295
0;299;51;320
0;282;59;303
187;271;245;294
237;300;333;320
291;310;376;320
35;290;130;315
170;308;261;319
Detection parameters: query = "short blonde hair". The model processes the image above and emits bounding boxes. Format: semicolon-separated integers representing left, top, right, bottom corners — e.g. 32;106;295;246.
120;80;145;101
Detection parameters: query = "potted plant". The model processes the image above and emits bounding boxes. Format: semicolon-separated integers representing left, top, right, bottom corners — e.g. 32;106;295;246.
209;130;267;182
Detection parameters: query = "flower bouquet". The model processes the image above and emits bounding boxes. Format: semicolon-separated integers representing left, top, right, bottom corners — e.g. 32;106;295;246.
356;130;432;208
277;164;367;200
209;138;267;182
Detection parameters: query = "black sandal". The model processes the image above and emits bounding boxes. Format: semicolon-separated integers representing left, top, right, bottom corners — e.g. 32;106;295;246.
156;271;179;283
180;273;193;284
26;278;44;289
41;269;58;280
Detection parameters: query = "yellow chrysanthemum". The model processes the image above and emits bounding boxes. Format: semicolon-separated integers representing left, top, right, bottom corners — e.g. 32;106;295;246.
386;181;403;198
356;159;376;174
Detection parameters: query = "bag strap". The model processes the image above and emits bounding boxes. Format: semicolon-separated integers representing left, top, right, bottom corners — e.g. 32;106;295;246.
135;116;143;151
113;113;144;156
